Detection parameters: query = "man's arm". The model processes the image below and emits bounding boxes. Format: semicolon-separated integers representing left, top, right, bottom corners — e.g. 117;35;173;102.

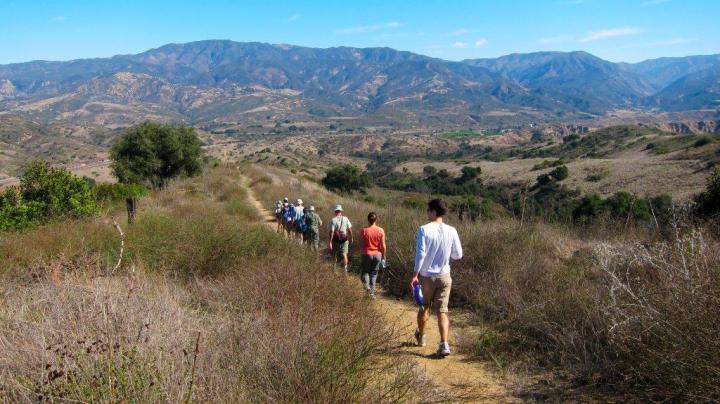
411;228;426;286
451;229;463;260
328;221;334;249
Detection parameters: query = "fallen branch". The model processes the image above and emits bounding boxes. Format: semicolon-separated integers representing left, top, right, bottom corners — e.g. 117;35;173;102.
110;216;125;274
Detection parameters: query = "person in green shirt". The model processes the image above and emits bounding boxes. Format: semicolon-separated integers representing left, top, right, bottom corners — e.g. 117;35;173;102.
304;205;323;250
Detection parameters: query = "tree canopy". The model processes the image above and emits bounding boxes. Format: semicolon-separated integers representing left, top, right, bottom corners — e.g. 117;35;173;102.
111;122;204;188
321;165;372;193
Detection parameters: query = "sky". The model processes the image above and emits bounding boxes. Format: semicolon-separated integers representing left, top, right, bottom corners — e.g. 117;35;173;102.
0;0;718;65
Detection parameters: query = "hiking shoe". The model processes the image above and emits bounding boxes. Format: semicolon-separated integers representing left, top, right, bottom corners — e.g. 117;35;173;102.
414;329;426;347
437;342;451;357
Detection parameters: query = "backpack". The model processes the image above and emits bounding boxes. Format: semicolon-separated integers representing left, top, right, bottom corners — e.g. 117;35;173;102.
305;212;320;232
333;217;349;242
284;205;296;222
296;214;308;233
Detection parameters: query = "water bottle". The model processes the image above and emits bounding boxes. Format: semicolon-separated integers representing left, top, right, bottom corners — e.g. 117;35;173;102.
412;282;424;306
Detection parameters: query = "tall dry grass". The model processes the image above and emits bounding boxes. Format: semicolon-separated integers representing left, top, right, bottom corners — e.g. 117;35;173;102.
0;165;424;402
244;163;720;401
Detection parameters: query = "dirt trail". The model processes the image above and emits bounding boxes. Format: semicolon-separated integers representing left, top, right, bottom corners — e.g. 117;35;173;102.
242;177;514;402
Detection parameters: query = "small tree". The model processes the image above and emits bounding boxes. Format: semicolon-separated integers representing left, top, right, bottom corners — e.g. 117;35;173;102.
0;161;97;231
110;122;204;189
697;166;720;215
549;165;569;181
321;165;372;193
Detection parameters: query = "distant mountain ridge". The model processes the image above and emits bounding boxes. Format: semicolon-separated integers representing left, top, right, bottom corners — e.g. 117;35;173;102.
0;40;718;125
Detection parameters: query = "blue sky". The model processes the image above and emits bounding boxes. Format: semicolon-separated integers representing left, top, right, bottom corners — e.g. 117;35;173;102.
1;0;718;64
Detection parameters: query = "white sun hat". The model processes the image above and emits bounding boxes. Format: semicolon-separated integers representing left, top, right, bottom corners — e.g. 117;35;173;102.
334;204;343;212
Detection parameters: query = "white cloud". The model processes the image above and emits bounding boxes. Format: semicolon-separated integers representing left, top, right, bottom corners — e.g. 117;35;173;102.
474;38;488;47
579;27;642;42
52;16;66;22
335;21;404;34
287;14;301;22
642;0;671;5
451;41;468;48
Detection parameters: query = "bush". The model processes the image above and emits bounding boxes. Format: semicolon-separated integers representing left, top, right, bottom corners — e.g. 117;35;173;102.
0;161;97;231
94;183;148;202
321;165;372;193
549;165;569;181
697;167;720;216
111;122;204;188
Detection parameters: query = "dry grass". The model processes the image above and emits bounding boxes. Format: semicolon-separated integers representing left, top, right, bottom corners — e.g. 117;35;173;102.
0;165;424;403
243;162;720;401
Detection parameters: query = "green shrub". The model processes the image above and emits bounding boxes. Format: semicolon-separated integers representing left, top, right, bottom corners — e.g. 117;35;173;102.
321;165;372;194
94;183;147;202
111;122;204;188
0;161;98;231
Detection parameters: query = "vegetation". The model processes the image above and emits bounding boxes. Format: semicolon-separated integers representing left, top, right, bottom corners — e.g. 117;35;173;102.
110;122;204;188
247;163;720;401
321;164;372;193
0;166;422;402
0;161;97;231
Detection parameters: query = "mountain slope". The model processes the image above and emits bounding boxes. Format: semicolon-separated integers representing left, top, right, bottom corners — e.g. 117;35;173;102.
0;41;543;124
1;41;719;126
647;65;720;111
464;51;654;114
624;54;720;90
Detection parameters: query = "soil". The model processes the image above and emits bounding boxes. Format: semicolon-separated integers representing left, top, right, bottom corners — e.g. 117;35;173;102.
242;175;516;402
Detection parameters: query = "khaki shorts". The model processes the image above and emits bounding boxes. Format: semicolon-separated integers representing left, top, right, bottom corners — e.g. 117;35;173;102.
419;273;452;313
333;240;349;255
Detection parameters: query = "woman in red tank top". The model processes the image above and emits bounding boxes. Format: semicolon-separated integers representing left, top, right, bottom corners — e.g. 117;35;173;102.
360;212;386;299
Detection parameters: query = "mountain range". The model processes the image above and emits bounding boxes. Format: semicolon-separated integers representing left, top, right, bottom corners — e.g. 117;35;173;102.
0;40;718;127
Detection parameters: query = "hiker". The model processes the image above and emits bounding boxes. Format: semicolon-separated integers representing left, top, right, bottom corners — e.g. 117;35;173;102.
274;200;284;233
328;204;353;272
304;205;323;250
293;199;306;243
410;198;463;357
360;212;386;299
283;203;296;235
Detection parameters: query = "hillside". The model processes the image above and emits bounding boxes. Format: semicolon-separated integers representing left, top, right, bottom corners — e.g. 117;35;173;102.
464;51;655;113
648;65;720;111
1;41;719;127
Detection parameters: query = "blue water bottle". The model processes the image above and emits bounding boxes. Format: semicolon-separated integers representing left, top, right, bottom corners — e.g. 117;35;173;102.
412;282;424;306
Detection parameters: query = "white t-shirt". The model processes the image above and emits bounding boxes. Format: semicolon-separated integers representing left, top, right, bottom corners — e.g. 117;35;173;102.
294;206;305;220
414;222;463;277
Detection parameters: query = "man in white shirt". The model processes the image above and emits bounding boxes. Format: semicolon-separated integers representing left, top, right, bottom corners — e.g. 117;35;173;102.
410;198;463;357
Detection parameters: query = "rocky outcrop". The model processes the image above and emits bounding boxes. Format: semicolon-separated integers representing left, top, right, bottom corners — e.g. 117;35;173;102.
0;79;16;100
666;121;720;134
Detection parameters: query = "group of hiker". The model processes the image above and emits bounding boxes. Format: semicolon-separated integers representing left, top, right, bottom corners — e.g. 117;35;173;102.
273;197;462;357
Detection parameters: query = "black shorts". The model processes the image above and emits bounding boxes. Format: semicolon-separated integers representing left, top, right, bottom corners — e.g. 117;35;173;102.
361;255;382;275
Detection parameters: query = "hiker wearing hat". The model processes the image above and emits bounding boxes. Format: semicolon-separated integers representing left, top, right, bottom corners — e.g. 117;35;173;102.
410;198;463;357
293;199;306;243
328;204;353;272
360;212;386;299
304;205;323;250
274;200;284;233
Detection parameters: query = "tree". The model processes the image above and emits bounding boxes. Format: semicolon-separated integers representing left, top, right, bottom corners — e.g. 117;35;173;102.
0;161;97;231
110;122;204;189
697;167;720;216
549;165;569;181
321;165;372;194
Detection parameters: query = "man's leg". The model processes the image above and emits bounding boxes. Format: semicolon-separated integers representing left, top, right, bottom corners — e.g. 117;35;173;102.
417;307;430;336
438;312;450;342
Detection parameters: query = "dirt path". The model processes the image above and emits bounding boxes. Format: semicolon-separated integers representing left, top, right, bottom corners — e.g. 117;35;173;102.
242;176;515;402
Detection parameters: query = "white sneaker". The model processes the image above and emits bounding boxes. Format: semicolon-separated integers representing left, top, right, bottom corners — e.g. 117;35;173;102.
414;329;426;347
437;342;451;357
